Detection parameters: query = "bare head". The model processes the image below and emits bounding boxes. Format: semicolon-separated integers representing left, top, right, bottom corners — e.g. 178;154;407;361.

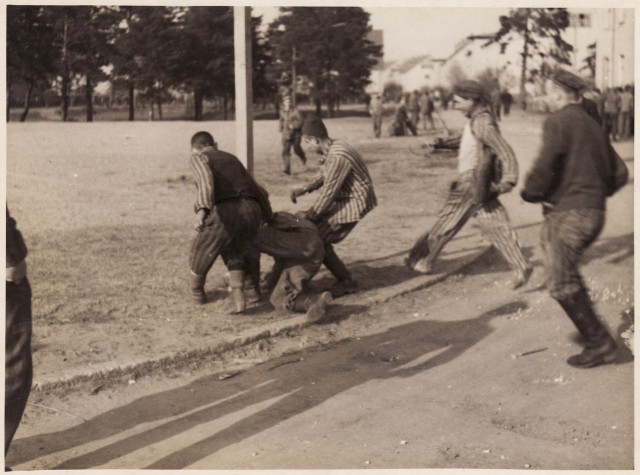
191;131;217;153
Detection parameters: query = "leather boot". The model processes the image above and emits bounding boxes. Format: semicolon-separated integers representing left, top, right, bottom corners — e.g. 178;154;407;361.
244;255;262;304
324;245;358;297
228;270;246;314
189;272;207;304
293;291;333;323
557;290;617;368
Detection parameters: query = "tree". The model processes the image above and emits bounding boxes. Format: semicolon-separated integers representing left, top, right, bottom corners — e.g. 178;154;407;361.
490;8;573;109
268;7;382;117
170;7;235;120
6;6;58;121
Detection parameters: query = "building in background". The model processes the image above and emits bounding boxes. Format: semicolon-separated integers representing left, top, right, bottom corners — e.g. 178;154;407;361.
368;8;633;97
594;8;634;89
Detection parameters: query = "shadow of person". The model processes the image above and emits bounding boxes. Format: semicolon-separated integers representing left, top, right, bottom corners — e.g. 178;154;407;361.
10;300;527;470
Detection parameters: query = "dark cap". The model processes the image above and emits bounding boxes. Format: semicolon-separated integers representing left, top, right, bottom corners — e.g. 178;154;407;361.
301;113;328;138
552;69;586;93
453;80;486;100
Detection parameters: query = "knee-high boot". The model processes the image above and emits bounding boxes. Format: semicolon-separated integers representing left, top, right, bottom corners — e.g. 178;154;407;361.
189;272;207;304
244;255;262;303
323;245;358;297
228;270;246;314
556;289;617;368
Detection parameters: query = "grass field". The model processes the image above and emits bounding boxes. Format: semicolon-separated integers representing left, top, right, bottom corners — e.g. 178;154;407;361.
7;112;466;381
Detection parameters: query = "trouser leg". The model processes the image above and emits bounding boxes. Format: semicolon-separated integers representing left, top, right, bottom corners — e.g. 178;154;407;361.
291;130;306;165
408;179;478;269
5;279;32;456
475;200;529;274
281;136;292;174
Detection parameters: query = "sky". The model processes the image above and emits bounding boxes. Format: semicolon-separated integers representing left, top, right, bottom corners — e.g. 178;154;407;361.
251;6;509;63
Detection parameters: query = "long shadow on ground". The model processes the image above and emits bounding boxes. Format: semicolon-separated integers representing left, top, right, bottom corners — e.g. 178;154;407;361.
10;301;527;469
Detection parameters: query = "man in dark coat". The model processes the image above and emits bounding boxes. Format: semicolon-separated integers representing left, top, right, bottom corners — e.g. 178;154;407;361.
521;69;628;368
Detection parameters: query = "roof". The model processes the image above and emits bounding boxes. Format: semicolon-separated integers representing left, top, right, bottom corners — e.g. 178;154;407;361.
391;55;431;74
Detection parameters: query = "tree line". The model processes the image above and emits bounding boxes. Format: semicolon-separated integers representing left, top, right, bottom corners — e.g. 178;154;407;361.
7;6;382;122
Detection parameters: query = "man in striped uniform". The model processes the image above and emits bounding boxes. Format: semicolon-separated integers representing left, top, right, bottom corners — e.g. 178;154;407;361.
188;131;272;312
406;80;531;289
290;114;377;297
521;69;627;368
279;94;306;175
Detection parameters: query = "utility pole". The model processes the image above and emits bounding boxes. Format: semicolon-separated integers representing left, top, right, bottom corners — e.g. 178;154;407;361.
291;46;297;108
234;6;253;174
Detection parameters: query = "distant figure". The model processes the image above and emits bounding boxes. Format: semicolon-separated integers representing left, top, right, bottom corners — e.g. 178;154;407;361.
408;90;421;129
521;69;628;368
491;88;501;121
406;80;531;289
603;87;621;141
290;114;377;297
499;90;513;116
618;85;633;140
419;91;435;131
279;95;306;175
6;208;33;462
369;94;383;138
391;99;417;136
188;131;272;312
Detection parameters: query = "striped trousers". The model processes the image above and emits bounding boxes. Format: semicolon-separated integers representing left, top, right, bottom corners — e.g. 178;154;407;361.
408;177;528;273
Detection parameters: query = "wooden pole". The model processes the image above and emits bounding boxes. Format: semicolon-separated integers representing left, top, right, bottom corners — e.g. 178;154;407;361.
234;6;253;174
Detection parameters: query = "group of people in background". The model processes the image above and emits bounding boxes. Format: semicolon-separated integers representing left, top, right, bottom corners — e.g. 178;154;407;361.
584;85;635;142
372;86;515;138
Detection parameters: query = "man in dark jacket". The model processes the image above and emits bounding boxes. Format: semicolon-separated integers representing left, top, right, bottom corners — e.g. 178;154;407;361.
6;208;33;461
188;131;272;312
521;69;627;368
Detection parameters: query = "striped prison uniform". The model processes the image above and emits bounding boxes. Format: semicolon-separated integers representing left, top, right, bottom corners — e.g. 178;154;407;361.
189;147;272;276
407;107;528;274
522;104;617;300
302;140;377;244
6;208;33;456
252;212;325;312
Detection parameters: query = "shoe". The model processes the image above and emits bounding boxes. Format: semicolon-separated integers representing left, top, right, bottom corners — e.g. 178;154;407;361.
407;258;432;274
283;168;291;175
512;266;533;290
305;291;333;323
567;335;617;368
330;279;358;298
245;287;262;304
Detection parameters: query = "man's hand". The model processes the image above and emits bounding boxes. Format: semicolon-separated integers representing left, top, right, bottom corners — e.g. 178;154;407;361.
6;260;27;284
194;209;208;232
490;182;514;197
295;208;318;222
290;185;306;204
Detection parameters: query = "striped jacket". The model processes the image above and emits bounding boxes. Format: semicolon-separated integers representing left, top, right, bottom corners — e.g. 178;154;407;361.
304;140;377;224
470;107;518;203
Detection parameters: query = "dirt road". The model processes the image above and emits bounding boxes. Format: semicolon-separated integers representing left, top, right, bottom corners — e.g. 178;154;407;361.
8;214;633;470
